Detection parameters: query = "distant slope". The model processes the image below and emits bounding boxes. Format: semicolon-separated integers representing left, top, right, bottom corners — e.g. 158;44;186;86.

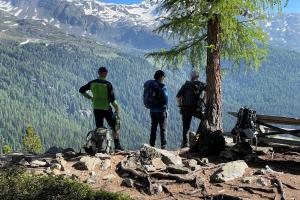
0;12;183;150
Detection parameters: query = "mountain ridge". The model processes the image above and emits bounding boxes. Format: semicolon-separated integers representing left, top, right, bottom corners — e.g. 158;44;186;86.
1;0;300;51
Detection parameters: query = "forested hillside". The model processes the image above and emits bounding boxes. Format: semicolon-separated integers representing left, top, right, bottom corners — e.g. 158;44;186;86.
0;15;299;151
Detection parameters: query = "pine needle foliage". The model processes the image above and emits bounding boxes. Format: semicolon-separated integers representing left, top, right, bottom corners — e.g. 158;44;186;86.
147;0;288;70
22;125;43;154
2;145;12;154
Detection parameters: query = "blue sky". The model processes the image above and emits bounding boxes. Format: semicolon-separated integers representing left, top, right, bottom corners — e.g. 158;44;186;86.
98;0;300;13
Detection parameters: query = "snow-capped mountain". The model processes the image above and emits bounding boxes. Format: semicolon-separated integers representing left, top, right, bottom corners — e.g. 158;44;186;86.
263;14;300;52
0;0;162;27
0;0;167;50
0;0;300;52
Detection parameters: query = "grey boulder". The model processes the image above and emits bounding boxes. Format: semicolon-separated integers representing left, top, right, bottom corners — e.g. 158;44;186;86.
212;160;248;182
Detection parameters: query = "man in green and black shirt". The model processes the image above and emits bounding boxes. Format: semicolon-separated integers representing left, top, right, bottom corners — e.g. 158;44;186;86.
79;67;124;152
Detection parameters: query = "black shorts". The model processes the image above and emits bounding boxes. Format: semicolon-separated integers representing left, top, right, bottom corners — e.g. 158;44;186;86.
94;109;116;131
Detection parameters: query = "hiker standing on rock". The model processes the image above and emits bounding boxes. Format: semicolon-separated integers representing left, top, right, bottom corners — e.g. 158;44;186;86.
176;70;206;148
143;70;168;149
79;67;124;152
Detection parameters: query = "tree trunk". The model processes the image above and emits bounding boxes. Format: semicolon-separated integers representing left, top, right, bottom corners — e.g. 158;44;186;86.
195;15;224;155
204;15;222;132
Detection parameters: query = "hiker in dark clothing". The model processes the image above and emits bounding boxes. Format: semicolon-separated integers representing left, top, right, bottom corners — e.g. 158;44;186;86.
176;70;206;148
79;67;124;152
145;70;168;149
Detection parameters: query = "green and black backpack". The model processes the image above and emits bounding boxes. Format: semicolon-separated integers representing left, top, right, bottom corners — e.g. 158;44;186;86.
83;127;111;156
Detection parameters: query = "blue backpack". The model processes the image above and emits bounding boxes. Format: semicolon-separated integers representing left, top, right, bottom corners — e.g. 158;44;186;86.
143;80;164;109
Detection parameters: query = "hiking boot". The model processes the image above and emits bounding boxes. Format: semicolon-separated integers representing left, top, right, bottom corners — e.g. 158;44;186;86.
161;144;166;150
181;142;190;148
114;143;124;152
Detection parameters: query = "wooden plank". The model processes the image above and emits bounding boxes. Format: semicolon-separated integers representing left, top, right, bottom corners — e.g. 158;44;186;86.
228;112;300;126
258;137;300;146
223;132;300;146
258;130;300;137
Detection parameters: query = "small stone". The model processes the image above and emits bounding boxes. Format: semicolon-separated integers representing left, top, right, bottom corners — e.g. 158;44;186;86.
144;165;156;172
200;158;209;164
95;153;111;159
166;165;190;174
103;174;115;181
242;176;253;184
253;169;266;175
56;153;63;159
44;167;52;174
19;158;30;166
30;160;47;168
257;177;268;186
90;171;96;176
85;177;97;184
122;178;134;188
100;159;111;170
50;163;62;171
151;183;163;194
224;136;234;145
183;159;198;168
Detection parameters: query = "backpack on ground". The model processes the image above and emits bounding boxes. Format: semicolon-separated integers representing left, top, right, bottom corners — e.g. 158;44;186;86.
143;80;164;109
231;107;258;140
83;127;111;156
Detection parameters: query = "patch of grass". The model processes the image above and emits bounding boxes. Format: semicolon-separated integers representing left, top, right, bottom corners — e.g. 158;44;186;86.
0;166;134;200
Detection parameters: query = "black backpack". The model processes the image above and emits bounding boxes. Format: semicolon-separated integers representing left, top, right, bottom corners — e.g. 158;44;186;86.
143;80;164;109
181;81;206;115
231;107;257;139
83;127;111;156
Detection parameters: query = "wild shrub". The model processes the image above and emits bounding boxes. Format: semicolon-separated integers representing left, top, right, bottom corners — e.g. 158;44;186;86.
0;166;133;200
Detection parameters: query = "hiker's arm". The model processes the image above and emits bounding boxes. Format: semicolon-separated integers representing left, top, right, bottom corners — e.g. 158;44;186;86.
176;84;186;106
108;83;119;112
162;86;168;107
111;100;119;112
79;82;92;100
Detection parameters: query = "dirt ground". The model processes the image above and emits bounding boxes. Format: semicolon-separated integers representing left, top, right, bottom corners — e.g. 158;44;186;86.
57;147;300;200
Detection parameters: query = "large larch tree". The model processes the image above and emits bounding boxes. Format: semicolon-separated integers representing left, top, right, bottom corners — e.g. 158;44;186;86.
147;0;288;154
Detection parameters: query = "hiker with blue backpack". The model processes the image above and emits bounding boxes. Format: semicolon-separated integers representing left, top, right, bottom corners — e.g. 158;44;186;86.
143;70;168;149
